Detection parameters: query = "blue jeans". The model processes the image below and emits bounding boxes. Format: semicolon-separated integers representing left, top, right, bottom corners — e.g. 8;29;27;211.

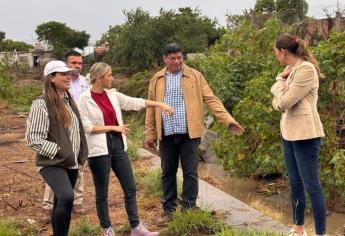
283;138;326;235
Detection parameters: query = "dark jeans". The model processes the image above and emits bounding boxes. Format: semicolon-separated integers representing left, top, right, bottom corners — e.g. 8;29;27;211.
40;167;78;236
159;134;200;213
88;133;139;229
283;138;326;235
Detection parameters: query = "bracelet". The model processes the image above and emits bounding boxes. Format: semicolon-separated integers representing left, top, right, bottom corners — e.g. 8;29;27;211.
276;76;285;81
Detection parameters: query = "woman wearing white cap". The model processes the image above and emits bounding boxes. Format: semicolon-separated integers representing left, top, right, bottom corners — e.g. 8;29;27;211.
26;60;88;236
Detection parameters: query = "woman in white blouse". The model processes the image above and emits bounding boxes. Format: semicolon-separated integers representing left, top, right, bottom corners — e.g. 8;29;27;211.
78;62;173;236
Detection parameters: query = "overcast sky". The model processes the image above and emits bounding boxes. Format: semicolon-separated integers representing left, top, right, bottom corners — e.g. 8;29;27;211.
0;0;343;45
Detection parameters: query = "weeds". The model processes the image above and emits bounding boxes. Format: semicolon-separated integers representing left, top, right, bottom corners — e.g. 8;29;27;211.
69;218;100;236
0;218;38;236
161;209;223;236
215;227;283;236
124;112;145;161
142;169;163;197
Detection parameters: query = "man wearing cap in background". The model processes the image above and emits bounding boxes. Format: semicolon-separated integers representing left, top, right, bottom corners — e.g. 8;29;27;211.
41;51;89;223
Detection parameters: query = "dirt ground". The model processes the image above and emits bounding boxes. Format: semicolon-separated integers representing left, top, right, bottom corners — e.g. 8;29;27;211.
0;100;162;236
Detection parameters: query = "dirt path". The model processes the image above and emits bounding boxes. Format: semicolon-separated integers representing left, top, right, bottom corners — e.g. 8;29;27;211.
0;101;162;235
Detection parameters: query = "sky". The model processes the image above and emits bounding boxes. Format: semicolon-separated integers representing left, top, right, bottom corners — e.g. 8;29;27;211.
0;0;343;45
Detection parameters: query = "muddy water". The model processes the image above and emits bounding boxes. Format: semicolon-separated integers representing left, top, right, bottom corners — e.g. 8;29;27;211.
198;162;345;236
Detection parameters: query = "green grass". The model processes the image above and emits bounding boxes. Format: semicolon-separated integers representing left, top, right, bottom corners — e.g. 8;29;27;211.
136;168;183;198
124;112;145;161
215;227;283;236
69;218;100;236
0;218;37;236
161;209;223;236
141;169;163;197
115;223;131;234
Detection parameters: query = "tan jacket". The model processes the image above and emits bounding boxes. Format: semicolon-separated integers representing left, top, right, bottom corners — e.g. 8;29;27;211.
271;61;325;141
145;65;236;141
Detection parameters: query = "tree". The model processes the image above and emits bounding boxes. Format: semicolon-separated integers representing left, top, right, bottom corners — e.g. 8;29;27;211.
35;21;90;59
0;39;33;52
276;0;308;24
0;31;5;42
254;0;276;14
254;0;308;24
99;7;223;70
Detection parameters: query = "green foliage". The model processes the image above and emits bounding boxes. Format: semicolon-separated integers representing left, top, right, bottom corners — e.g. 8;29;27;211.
0;63;42;112
69;218;100;236
254;0;308;24
99;7;223;70
0;39;33;52
276;0;308;24
123;113;145;160
254;0;276;14
131;70;151;81
188;19;284;111
9;84;42;112
115;79;149;99
194;18;345;207
141;169;163;197
312;31;345;205
0;31;5;41
0;63;14;99
162;209;223;236
35;21;90;59
212;72;284;177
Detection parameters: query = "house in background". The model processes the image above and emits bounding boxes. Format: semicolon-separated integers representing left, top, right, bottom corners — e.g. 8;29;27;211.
0;42;53;67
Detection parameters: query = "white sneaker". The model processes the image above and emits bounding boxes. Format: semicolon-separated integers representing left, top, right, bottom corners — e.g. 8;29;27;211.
103;226;116;236
131;222;159;236
287;229;308;236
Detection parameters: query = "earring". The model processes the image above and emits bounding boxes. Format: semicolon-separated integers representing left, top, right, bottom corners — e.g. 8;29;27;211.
52;80;55;83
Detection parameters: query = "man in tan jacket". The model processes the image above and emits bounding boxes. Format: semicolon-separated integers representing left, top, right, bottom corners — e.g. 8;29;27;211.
145;43;244;223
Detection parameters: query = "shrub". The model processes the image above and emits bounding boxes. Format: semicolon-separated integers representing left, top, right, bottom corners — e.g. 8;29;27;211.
192;18;345;208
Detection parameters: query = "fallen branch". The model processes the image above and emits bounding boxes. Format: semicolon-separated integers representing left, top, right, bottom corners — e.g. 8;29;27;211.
0;197;18;211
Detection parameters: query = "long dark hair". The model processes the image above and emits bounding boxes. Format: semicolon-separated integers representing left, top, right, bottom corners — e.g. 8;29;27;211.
275;33;321;77
44;73;71;128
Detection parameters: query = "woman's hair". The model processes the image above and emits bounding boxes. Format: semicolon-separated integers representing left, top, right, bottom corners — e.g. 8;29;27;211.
89;62;111;84
275;33;321;76
44;73;71;128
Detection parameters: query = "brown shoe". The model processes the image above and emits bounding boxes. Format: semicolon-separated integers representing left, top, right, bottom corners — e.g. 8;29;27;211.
73;204;85;215
40;208;51;224
157;211;172;226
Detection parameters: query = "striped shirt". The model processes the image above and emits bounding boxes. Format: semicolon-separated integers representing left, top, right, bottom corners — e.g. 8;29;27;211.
25;93;80;169
162;70;188;136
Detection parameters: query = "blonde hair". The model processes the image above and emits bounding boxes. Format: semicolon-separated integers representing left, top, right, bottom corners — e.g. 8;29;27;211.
89;62;111;84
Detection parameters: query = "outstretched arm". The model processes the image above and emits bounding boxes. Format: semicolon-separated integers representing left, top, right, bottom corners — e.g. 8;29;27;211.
200;73;244;135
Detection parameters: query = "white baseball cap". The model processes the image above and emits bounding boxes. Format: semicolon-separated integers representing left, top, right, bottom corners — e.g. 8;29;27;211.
44;60;74;76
